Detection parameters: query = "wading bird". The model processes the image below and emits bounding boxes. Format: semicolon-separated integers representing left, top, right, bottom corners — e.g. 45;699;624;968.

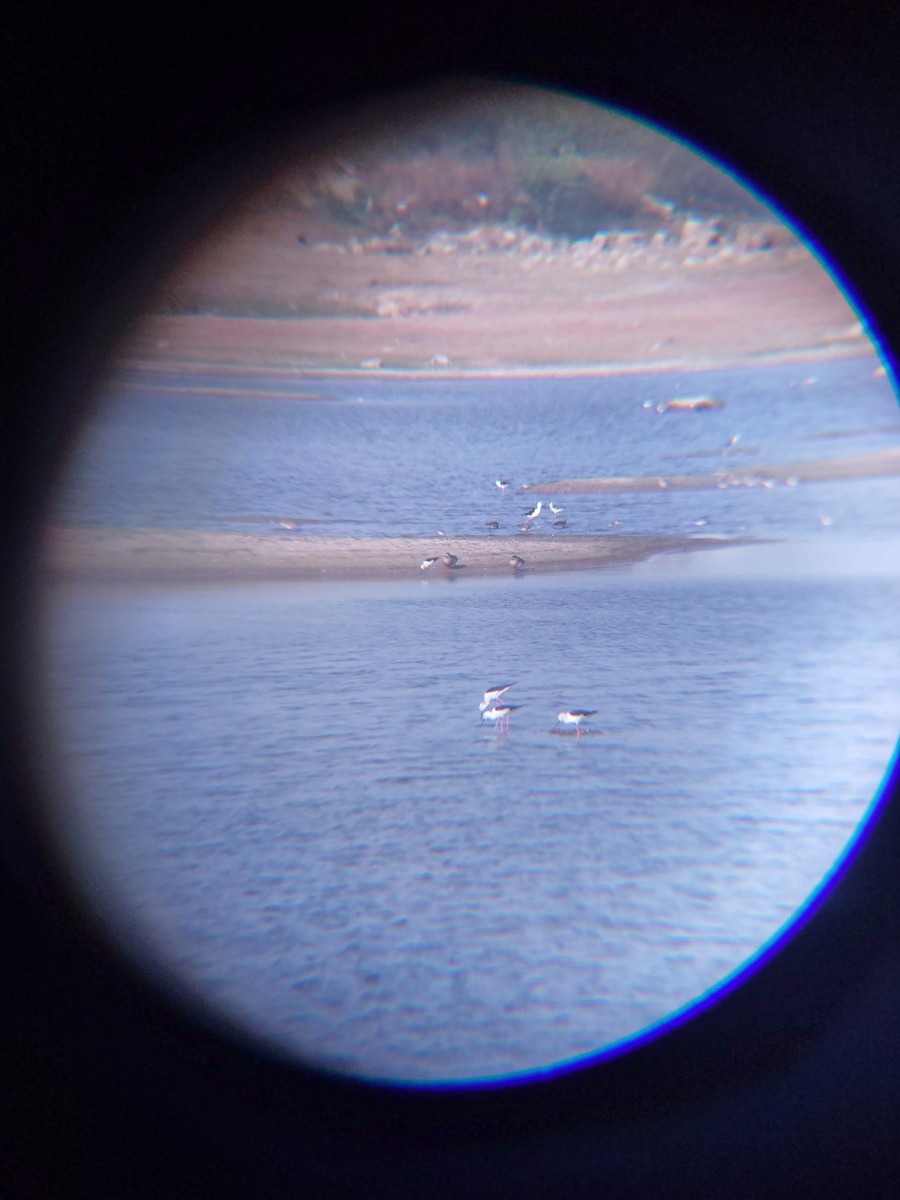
482;704;522;733
480;684;515;713
557;709;598;738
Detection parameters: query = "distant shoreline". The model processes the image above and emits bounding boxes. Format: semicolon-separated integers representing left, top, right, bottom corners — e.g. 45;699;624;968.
118;250;875;377
119;339;877;385
41;529;753;586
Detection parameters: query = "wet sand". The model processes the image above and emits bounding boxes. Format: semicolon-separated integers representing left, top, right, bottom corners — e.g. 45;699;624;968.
41;528;749;585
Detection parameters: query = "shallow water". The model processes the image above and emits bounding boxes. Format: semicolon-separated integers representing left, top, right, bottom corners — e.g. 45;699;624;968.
57;355;900;542
39;354;900;1083
42;542;900;1083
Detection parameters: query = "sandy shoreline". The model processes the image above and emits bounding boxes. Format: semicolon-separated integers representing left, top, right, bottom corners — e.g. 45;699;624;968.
123;340;874;384
123;244;872;375
41;528;751;585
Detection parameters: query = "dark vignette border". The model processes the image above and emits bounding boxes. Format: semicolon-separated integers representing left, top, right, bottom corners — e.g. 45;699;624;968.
3;6;900;1197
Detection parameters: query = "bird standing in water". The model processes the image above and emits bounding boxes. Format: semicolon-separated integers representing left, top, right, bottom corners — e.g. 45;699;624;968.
557;709;598;738
481;704;522;733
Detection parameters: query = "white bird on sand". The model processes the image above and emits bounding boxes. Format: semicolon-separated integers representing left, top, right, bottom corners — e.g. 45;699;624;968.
420;557;439;570
557;709;598;738
482;704;522;732
480;684;515;713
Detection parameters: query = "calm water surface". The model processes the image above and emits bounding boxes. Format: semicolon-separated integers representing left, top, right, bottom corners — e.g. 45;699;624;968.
58;356;900;541
44;547;900;1082
41;356;900;1083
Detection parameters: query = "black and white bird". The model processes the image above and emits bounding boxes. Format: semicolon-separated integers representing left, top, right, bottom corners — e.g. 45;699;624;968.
420;556;439;570
495;479;511;492
557;709;598;738
524;500;543;522
481;704;522;733
548;501;564;515
480;684;515;713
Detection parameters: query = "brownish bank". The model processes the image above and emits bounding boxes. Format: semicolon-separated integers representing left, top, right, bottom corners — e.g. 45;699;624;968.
42;529;751;585
125;244;869;374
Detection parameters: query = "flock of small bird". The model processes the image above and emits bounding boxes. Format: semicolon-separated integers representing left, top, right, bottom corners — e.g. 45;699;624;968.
417;466;829;575
419;482;569;573
479;684;598;739
420;551;526;573
496;484;569;533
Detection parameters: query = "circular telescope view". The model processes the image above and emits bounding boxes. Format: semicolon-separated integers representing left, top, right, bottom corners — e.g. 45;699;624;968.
37;82;900;1086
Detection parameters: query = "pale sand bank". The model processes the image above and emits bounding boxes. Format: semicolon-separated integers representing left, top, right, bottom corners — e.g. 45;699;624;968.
41;529;751;585
125;340;872;383
126;252;867;374
523;447;900;495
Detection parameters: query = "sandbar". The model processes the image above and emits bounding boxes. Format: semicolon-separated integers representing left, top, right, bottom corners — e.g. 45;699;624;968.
524;447;900;494
41;528;750;585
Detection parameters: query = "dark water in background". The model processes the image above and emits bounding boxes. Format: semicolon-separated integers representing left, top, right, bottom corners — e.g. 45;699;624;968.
40;354;900;1084
56;355;900;541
